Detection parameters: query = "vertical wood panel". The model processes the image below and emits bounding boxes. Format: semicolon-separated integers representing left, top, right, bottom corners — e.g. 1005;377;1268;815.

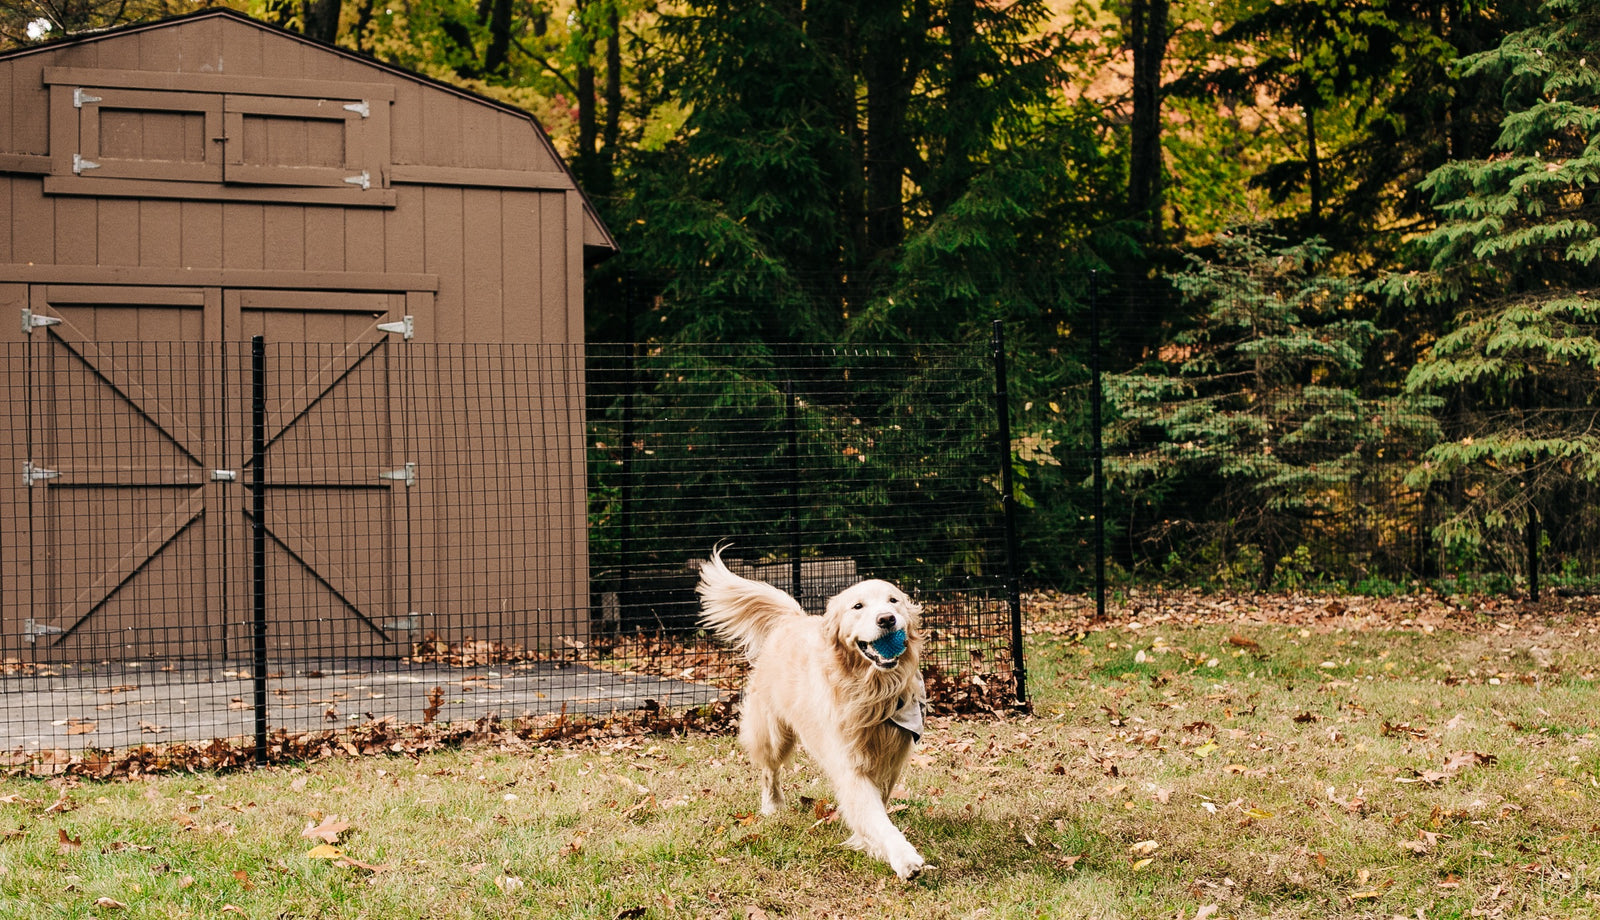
54;198;98;266
461;188;502;339
96;29;141;70
0;180;12;264
420;88;461;167
501;192;539;344
180;201;223;268
384;191;424;276
422;185;464;342
344;208;384;273
97;199;140;265
7;58;48;153
0;62;12;152
176;18;225;74
222;203;266;270
13;178;53;265
388;81;421;165
221;18;265;77
539;192;566;341
565;190;582;343
458;104;498;169
256;30;306;81
304;208;345;272
139;201;183;268
262;205;305;271
136;20;181;71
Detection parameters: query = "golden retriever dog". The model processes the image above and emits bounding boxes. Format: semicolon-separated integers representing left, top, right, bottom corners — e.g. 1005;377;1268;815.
696;546;928;879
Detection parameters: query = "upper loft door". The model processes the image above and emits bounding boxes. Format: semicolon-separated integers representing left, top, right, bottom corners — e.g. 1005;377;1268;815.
44;69;394;207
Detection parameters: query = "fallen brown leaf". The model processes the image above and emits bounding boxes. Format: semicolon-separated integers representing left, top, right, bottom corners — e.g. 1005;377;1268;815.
300;816;351;844
57;828;82;852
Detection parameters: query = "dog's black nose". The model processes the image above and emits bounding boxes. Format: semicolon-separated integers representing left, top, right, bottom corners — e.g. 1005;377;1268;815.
877;614;897;630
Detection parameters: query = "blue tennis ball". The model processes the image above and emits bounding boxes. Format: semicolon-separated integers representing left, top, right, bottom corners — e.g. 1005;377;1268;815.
871;629;908;660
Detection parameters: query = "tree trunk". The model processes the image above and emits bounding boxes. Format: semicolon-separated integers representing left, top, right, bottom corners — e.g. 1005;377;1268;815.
933;0;978;212
302;0;340;44
599;2;622;198
484;0;514;75
1305;101;1322;221
1127;0;1169;242
575;0;599;190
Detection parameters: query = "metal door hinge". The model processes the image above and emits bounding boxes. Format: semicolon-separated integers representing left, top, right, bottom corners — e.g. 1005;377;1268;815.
22;461;60;487
73;88;102;108
211;470;238;482
73;153;100;173
383;613;421;633
343;100;370;118
379;461;417;487
377;315;414;339
21;308;61;334
23;618;63;644
344;170;371;190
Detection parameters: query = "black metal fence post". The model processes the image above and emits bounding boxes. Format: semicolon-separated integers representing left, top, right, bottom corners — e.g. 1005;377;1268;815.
1528;506;1540;602
250;336;268;764
1090;271;1106;620
785;379;801;600
991;321;1027;707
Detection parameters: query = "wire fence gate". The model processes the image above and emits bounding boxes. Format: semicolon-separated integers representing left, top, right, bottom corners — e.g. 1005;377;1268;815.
1;335;1026;759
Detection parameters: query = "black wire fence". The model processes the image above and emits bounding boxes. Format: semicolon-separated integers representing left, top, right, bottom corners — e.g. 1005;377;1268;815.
1026;273;1600;603
1;336;1022;759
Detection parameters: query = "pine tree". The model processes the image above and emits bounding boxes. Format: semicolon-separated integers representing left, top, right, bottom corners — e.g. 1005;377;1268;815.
1109;229;1438;585
1388;0;1600;572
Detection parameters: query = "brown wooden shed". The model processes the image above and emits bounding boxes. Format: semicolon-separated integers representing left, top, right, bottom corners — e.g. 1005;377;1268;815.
0;9;616;664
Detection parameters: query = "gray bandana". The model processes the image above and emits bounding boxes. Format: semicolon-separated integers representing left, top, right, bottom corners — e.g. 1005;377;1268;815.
888;672;927;742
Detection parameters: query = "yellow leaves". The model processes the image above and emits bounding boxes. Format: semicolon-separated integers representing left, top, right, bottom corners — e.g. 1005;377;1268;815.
306;843;344;860
1128;839;1159;868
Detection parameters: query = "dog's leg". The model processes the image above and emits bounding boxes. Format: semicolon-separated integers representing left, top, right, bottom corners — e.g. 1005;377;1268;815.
741;696;795;815
831;770;925;880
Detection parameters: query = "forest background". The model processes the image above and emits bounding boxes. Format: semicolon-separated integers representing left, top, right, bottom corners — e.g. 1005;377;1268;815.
5;0;1599;596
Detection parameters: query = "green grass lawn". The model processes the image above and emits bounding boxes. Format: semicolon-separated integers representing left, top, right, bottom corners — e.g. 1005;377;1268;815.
4;605;1599;918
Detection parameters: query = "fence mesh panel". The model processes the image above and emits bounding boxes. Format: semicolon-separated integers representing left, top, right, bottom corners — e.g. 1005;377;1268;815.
1;340;1018;757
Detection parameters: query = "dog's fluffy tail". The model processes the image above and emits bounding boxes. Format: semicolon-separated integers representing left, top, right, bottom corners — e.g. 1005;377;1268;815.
696;545;806;662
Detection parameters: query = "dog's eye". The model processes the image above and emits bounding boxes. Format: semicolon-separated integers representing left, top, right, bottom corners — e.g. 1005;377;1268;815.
852;602;864;610
889;597;899;604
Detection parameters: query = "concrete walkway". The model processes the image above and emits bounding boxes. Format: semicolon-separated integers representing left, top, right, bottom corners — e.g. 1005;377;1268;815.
1;659;723;752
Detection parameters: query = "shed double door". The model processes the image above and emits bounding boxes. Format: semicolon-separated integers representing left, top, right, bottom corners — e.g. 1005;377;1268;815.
15;285;413;662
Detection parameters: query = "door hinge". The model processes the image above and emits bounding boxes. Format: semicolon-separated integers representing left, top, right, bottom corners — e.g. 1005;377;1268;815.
23;618;64;644
343;100;370;118
22;461;60;487
379;461;417;487
73;88;102;108
211;469;238;482
21;308;61;334
383;613;422;633
73;153;99;173
344;170;371;190
377;315;414;339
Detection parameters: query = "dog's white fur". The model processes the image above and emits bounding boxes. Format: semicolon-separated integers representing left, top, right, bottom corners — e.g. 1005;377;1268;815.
697;546;927;879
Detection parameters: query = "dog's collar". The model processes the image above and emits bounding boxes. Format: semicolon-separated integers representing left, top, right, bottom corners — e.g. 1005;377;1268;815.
887;672;927;742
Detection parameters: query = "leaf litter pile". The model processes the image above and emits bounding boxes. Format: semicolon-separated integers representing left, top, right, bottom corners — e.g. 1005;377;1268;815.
4;586;1600;918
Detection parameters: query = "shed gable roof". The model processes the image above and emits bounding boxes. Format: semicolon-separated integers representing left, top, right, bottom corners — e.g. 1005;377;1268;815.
1;6;617;255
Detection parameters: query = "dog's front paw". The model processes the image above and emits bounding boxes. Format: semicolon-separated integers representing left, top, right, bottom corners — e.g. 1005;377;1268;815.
888;844;925;880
